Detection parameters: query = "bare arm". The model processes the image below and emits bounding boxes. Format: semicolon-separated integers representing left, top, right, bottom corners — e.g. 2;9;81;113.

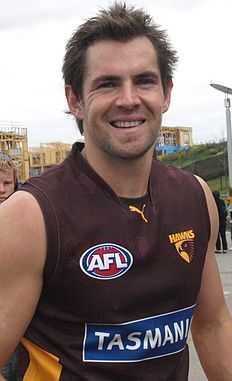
191;177;232;381
0;191;46;367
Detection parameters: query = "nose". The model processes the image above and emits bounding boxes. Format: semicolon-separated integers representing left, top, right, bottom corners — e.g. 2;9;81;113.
115;81;140;109
0;183;5;193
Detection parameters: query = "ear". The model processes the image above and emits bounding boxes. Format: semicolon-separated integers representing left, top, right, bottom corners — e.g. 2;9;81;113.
162;79;173;114
65;85;84;119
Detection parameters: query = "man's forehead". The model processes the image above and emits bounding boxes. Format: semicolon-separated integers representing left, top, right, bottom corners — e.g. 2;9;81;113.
85;37;159;78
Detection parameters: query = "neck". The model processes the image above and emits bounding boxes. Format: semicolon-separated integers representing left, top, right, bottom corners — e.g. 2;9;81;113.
82;147;153;198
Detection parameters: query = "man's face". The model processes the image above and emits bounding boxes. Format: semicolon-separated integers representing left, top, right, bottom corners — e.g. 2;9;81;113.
68;36;172;161
0;169;15;203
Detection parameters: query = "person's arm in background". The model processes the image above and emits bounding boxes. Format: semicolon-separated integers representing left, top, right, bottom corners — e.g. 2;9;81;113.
191;177;232;381
0;191;46;370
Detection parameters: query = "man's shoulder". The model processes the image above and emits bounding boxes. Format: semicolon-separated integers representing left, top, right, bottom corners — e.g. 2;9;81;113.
151;160;206;205
0;190;41;214
0;190;46;233
153;159;196;182
21;157;74;196
0;190;46;270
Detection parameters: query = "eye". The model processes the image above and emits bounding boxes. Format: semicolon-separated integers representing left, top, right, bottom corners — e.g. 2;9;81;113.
136;76;157;87
97;80;118;89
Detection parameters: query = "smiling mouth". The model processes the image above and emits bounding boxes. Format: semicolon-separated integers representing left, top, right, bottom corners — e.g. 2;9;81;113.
110;120;145;128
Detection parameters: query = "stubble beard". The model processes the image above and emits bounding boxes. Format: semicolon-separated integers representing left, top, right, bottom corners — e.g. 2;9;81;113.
99;127;160;161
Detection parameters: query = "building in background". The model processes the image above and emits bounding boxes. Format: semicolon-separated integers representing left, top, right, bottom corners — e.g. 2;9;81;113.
156;126;193;155
29;142;71;176
0;121;30;182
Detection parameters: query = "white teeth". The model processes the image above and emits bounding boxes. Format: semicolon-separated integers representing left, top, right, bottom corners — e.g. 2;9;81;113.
112;120;143;128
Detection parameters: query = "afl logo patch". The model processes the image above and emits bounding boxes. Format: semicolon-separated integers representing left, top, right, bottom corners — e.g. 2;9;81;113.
80;243;133;280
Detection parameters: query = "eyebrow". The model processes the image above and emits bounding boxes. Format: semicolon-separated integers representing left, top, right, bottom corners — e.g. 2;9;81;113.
92;75;120;87
135;71;159;80
92;70;159;85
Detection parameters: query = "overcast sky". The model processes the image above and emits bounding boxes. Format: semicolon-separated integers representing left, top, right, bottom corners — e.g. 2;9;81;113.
1;0;232;147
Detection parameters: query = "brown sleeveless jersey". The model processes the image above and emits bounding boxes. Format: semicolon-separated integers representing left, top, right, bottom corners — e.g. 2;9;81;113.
19;143;210;381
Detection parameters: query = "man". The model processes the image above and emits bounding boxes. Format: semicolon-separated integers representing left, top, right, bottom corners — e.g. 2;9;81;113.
213;191;228;253
227;196;232;247
229;203;232;246
0;153;19;381
0;3;231;381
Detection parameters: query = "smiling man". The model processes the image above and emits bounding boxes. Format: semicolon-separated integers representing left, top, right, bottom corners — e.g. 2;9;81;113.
0;3;231;381
70;37;170;162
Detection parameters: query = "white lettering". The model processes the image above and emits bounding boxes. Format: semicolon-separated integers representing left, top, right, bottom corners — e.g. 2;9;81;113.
88;255;104;271
103;253;115;270
126;332;142;350
174;320;184;342
95;332;110;350
185;318;190;338
88;253;128;272
92;313;192;355
107;334;124;350
162;325;174;346
143;329;162;349
114;253;127;268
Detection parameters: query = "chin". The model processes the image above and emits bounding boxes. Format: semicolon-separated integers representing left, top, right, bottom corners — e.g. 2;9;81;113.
100;135;156;161
109;145;154;161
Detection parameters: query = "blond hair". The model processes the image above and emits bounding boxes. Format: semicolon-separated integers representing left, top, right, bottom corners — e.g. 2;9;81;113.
0;152;18;184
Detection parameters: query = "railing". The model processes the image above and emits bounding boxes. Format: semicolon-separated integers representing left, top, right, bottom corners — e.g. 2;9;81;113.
0;121;27;136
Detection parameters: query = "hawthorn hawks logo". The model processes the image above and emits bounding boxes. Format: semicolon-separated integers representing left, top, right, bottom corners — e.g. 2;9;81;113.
80;243;133;280
169;229;195;264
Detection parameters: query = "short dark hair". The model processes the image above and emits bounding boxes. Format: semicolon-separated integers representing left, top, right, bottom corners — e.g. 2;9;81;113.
63;2;178;134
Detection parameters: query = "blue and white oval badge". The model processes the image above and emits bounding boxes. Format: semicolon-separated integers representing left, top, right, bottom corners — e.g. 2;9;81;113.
80;243;133;280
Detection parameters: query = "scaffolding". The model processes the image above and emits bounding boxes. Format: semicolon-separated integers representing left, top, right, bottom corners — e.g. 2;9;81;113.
0;122;30;182
29;142;71;176
156;126;193;155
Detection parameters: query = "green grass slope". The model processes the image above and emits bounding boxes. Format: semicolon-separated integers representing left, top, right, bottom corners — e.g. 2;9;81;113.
158;142;229;194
